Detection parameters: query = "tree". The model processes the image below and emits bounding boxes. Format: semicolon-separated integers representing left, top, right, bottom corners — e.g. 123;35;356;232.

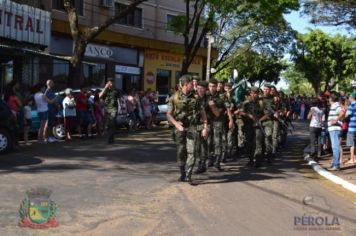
291;29;355;94
303;0;356;29
63;0;147;86
169;0;299;76
216;50;287;87
282;65;315;96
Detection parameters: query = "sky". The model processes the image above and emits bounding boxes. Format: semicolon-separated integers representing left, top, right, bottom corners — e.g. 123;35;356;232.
276;10;351;90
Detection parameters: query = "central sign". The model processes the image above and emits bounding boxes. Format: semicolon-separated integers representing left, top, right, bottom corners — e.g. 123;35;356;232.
0;0;51;46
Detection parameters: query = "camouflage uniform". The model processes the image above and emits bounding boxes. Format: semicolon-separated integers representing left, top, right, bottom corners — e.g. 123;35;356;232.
241;95;264;166
168;90;201;181
262;95;276;159
206;91;230;170
225;89;237;161
272;96;281;154
102;87;119;143
195;92;209;174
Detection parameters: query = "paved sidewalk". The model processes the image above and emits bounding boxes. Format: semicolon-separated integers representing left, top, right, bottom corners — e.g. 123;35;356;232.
304;145;356;187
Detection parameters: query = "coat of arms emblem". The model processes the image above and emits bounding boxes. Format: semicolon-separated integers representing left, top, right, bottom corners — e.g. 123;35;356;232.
19;188;59;228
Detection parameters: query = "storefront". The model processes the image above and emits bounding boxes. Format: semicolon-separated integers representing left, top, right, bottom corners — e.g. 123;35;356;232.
144;50;203;94
0;0;51;96
49;36;143;91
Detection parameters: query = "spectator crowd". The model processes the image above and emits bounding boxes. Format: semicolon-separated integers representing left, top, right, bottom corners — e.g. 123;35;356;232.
3;79;166;145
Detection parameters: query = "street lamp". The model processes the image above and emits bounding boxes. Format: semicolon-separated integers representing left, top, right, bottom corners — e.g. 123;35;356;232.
206;32;214;82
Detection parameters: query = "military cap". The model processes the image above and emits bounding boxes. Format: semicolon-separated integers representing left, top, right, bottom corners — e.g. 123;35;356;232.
249;86;259;92
197;80;208;88
225;82;233;87
209;78;218;84
179;74;192;83
192;75;201;81
107;77;114;82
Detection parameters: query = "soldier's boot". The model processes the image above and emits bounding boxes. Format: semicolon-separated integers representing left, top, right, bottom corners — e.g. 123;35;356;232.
214;155;223;171
195;160;206;174
207;155;215;167
178;166;186;182
185;165;194;183
221;152;227;163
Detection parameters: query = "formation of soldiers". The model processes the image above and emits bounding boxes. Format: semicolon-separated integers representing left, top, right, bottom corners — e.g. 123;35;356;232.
167;75;292;184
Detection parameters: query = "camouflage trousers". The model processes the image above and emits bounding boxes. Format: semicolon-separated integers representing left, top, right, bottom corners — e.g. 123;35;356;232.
210;121;227;156
272;120;280;154
175;127;197;168
245;125;263;162
195;125;208;162
236;117;245;148
227;125;237;156
104;109;117;140
262;120;273;155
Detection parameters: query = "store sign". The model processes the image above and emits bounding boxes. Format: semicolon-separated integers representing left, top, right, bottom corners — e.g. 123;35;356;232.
85;44;114;59
0;0;51;46
115;65;140;75
145;51;202;68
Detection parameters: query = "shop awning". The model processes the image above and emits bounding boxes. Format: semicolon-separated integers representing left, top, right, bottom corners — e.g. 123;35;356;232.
0;43;71;61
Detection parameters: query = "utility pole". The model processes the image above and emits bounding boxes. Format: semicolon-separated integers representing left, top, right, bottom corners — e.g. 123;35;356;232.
206;32;214;82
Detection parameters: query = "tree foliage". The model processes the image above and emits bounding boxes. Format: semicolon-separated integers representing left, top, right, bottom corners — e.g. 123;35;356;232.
302;0;356;29
290;29;355;94
63;0;147;85
169;0;299;76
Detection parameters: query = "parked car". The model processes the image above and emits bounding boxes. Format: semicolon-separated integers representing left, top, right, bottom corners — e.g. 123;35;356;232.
155;95;169;124
29;91;67;140
0;99;18;154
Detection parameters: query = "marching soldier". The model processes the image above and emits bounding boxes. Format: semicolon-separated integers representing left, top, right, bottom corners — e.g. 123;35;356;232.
236;87;264;167
271;86;281;154
206;79;234;171
261;84;276;162
195;80;210;174
167;75;208;183
224;82;237;162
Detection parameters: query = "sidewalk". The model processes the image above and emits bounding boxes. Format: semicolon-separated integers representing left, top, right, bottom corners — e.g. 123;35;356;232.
304;145;356;188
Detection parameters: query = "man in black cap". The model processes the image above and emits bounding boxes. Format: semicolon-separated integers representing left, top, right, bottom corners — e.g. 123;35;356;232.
99;78;119;144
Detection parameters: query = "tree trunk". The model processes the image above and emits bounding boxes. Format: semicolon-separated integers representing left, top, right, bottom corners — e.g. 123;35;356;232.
68;63;82;88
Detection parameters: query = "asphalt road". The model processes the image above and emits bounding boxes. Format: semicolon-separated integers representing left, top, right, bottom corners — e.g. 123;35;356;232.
0;121;355;236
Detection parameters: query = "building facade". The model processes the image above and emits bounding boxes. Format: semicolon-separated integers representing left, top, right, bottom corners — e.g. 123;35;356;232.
46;0;208;93
0;0;51;96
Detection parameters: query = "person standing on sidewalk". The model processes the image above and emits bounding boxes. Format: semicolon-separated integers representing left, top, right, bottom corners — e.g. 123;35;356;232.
99;78;119;144
346;93;356;165
327;92;345;171
44;80;59;143
307;98;324;159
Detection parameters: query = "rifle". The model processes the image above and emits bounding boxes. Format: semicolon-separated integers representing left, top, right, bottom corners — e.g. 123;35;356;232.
278;118;293;134
256;120;267;137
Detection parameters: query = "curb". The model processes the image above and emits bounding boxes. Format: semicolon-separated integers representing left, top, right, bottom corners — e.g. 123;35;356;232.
304;153;356;194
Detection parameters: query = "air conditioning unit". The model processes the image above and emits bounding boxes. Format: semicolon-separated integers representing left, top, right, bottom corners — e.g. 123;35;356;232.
100;0;113;8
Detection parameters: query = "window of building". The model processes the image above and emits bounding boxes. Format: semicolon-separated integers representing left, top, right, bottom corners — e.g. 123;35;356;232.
52;0;84;16
53;59;69;89
83;63;106;87
166;14;175;31
115;3;143;28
